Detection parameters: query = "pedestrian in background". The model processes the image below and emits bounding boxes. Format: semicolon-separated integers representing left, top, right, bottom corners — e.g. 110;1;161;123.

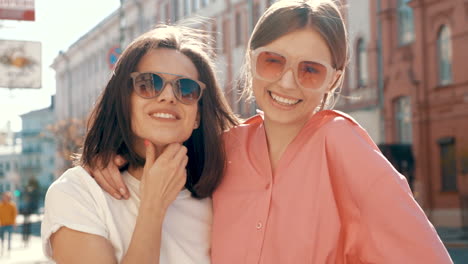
0;191;18;255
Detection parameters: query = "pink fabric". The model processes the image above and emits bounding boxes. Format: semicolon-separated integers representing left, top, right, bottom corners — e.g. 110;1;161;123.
211;110;452;264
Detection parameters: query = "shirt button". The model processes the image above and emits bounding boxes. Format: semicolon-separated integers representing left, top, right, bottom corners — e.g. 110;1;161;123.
256;222;263;230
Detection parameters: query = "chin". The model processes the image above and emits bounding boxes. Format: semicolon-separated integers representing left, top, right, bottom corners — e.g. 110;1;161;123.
149;133;191;146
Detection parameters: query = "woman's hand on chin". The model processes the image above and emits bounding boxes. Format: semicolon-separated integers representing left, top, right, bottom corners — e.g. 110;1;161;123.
140;140;188;214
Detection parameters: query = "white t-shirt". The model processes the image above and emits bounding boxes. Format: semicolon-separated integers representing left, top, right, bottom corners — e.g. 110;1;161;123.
41;166;212;263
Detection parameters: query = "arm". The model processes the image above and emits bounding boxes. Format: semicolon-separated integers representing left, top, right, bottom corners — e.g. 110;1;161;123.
49;142;187;264
121;142;187;263
325;119;452;263
50;207;165;264
86;155;130;200
13;203;18;226
51;228;117;264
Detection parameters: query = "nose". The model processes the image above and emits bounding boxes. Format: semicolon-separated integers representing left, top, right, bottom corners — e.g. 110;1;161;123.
277;68;297;90
157;82;177;104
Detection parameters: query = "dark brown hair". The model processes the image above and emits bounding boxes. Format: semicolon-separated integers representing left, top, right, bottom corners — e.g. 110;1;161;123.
241;0;349;108
80;25;239;198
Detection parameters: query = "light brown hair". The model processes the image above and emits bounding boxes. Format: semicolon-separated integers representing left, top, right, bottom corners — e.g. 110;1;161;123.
80;25;239;198
241;0;349;108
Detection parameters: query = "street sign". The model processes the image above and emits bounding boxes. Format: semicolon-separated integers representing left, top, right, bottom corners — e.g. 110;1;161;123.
107;45;122;70
0;39;41;89
0;0;35;21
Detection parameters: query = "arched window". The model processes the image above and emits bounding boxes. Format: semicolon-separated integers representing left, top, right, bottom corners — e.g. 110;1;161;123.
356;38;368;88
437;25;453;85
398;0;414;45
394;96;412;144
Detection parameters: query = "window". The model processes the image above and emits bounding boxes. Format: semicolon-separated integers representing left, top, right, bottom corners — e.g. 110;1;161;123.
394;96;412;143
397;0;414;45
439;137;457;191
192;0;198;13
164;3;170;22
437;25;453;86
253;2;260;26
235;12;243;46
184;0;189;16
172;0;179;22
356;38;368;88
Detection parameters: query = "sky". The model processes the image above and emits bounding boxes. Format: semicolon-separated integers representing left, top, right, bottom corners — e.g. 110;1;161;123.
0;0;120;132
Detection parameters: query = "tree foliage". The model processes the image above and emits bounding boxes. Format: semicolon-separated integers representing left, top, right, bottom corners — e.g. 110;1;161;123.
47;118;85;174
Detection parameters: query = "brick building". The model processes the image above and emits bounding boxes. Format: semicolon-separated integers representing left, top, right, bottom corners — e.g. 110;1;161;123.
368;0;468;228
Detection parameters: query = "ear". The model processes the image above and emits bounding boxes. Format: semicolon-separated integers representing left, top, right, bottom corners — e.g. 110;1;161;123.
193;111;200;129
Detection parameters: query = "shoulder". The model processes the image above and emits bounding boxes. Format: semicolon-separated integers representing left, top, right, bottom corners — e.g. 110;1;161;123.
47;166;93;193
315;110;362;131
45;166;102;205
223;114;263;144
313;110;374;145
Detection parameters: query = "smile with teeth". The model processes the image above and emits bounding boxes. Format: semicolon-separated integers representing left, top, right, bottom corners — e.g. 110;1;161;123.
151;112;177;119
269;91;301;106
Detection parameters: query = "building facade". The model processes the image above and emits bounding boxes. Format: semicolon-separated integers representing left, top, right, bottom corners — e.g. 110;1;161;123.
0;142;21;195
52;0;270;124
370;0;468;228
19;96;56;201
337;0;383;144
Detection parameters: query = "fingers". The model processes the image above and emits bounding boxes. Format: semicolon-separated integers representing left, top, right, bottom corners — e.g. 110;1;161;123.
93;169;122;199
104;164;130;199
168;150;188;189
172;156;188;191
114;155;127;168
143;140;156;173
173;145;188;167
159;143;186;160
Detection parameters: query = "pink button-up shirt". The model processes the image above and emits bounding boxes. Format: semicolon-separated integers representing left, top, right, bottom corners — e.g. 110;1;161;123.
211;110;452;264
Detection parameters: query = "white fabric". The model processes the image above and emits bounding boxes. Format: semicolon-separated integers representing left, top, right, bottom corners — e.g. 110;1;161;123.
41;166;212;263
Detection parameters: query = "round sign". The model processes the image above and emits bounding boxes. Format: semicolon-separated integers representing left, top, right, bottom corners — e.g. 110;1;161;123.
107;45;122;69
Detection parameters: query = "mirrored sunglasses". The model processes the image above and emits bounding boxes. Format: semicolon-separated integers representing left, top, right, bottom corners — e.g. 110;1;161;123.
130;72;206;105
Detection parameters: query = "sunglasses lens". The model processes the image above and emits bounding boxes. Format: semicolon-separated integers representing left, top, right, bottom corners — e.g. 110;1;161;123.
132;73;203;104
133;73;155;98
256;51;286;81
177;78;202;104
152;74;164;92
297;61;328;90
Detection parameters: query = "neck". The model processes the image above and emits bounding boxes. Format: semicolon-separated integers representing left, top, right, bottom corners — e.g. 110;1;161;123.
128;166;144;181
263;117;308;172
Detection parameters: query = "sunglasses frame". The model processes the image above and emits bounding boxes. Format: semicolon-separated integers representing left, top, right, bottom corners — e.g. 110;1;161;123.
130;71;206;105
250;47;341;92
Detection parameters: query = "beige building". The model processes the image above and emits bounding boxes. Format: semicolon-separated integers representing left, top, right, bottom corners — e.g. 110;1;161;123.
337;0;382;144
52;0;269;124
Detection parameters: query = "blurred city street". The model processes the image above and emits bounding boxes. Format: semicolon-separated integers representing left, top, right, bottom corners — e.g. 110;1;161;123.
0;214;52;264
0;232;52;264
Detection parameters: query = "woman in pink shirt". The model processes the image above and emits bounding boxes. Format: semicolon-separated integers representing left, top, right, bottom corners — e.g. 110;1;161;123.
91;0;452;263
209;1;451;262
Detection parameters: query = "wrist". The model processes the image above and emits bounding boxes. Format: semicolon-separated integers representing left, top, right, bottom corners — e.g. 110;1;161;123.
139;200;168;218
